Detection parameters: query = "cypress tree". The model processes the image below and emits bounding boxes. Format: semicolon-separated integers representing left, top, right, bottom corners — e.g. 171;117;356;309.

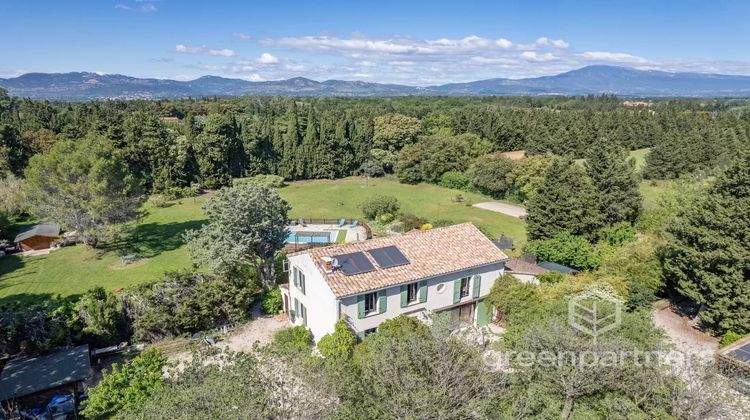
526;157;602;240
279;100;300;179
661;154;750;333
584;138;642;226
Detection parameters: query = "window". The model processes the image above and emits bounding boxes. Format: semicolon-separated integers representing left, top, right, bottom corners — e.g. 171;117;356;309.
282;259;289;273
460;277;470;298
364;327;377;337
300;303;307;327
436;283;446;294
406;282;419;304
364;292;377;314
293;267;306;294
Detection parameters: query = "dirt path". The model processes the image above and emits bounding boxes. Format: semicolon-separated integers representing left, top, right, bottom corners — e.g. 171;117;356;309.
652;301;719;359
473;201;527;218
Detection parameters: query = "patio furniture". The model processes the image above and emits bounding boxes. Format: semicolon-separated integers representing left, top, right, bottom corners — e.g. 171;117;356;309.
338;218;346;228
350;220;359;228
298;218;307;227
121;255;136;265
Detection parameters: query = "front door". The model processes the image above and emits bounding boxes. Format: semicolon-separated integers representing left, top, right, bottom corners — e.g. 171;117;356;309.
450;303;474;329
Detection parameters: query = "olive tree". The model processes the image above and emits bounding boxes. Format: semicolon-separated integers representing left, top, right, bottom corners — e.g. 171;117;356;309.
184;183;290;287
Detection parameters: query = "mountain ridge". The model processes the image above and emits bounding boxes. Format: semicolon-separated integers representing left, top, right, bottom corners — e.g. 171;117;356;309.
2;65;750;100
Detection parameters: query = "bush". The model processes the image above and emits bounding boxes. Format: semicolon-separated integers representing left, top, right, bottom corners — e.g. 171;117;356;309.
124;271;254;342
261;288;282;315
525;231;601;271
82;348;167;418
272;326;313;354
597;222;637;246
76;287;125;346
720;331;749;348
234;174;286;189
431;219;454;228
438;171;470;190
359;195;400;220
626;280;658;311
148;194;169;208
485;274;539;322
399;213;427;231
377;213;395;224
536;271;565;284
164;185;200;200
467;152;515;197
317;318;356;361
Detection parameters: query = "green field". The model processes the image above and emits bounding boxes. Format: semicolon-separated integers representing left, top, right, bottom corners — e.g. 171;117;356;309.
0;177;525;302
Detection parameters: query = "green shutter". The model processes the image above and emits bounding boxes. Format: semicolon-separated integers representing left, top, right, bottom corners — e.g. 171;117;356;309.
302;305;307;327
476;300;491;326
453;279;461;304
378;290;387;314
357;295;365;319
300;273;306;295
418;281;427;303
292;298;299;322
472;275;481;298
292;268;298;288
400;285;408;307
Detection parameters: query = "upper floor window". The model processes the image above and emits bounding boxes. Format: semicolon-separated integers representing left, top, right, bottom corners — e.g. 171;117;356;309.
459;277;471;298
293;267;306;294
364;291;377;314
406;282;419;304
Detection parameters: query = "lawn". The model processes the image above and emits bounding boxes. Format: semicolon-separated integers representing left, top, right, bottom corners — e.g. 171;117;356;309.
0;177;526;303
279;176;526;244
0;196;209;303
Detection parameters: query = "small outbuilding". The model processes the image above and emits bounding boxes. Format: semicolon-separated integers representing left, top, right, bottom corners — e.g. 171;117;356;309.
14;222;61;251
505;257;549;284
538;261;580;274
0;345;92;407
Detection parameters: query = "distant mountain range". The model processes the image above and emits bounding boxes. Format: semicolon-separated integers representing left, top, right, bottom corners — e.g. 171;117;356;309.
2;65;750;100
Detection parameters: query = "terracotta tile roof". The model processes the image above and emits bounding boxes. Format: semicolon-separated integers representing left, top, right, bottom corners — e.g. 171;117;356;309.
505;257;548;275
292;223;508;298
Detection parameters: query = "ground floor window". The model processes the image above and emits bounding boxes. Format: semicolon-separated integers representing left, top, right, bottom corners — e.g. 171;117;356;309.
364;327;377;336
450;302;474;329
407;282;419;304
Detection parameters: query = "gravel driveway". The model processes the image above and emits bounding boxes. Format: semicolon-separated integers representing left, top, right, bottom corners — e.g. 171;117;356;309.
473;201;527;218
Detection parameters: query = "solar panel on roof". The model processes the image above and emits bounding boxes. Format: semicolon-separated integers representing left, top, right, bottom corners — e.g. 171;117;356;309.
729;342;750;364
333;252;375;276
368;245;410;269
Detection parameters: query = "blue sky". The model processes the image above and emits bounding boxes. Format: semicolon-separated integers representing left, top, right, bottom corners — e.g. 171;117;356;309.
1;0;748;85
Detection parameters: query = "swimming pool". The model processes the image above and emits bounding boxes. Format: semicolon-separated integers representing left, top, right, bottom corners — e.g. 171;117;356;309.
286;231;335;244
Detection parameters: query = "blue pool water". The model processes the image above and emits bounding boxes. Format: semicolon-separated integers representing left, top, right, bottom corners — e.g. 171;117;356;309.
286;231;335;244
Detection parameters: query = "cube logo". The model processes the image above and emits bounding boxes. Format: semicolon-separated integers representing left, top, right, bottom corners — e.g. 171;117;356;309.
568;288;623;342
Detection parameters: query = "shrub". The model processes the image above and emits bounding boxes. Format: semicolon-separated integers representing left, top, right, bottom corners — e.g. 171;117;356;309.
359;195;400;220
720;331;749;348
537;271;565;284
431;219;454;228
272;326;313;354
261;288;282;315
399;213;427;231
317;318;356;361
485;274;539;322
377;213;395;224
76;287;125;346
164;185;200;200
234;174;286;189
438;171;470;190
525;231;601;271
82;348;167;418
626;280;658;312
467;152;515;197
148;194;169;208
124;271;254;342
597;222;637;246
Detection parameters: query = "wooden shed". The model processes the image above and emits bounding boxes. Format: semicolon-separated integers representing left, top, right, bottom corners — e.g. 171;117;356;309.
14;222;61;251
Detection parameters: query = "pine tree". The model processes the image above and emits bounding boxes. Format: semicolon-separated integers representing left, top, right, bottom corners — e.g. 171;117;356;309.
661;154;750;333
585;138;642;226
526;157;602;240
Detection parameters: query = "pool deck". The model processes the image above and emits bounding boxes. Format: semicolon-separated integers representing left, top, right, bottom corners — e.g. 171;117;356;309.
288;223;367;243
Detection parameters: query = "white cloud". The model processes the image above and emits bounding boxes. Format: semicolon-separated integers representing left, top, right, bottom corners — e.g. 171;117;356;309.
175;44;236;57
114;4;131;10
140;4;157;12
536;37;569;49
580;51;648;63
520;51;557;61
257;52;279;64
233;32;252;40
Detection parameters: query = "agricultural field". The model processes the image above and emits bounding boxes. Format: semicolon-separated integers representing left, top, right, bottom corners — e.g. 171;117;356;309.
0;177;526;302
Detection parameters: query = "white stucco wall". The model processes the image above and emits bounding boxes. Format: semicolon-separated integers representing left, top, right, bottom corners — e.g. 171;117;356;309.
338;262;505;333
510;273;540;285
287;254;338;341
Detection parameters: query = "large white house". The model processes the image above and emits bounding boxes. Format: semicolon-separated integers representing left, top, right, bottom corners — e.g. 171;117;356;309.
280;223;509;341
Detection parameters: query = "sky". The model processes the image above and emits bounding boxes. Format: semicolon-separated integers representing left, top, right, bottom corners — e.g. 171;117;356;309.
1;0;749;85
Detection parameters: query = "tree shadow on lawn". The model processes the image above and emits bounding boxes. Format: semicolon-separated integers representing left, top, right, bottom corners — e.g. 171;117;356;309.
0;291;82;309
0;254;45;283
110;220;206;259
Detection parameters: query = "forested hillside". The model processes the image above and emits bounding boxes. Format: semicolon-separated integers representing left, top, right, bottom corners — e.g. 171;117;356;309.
1;89;749;193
